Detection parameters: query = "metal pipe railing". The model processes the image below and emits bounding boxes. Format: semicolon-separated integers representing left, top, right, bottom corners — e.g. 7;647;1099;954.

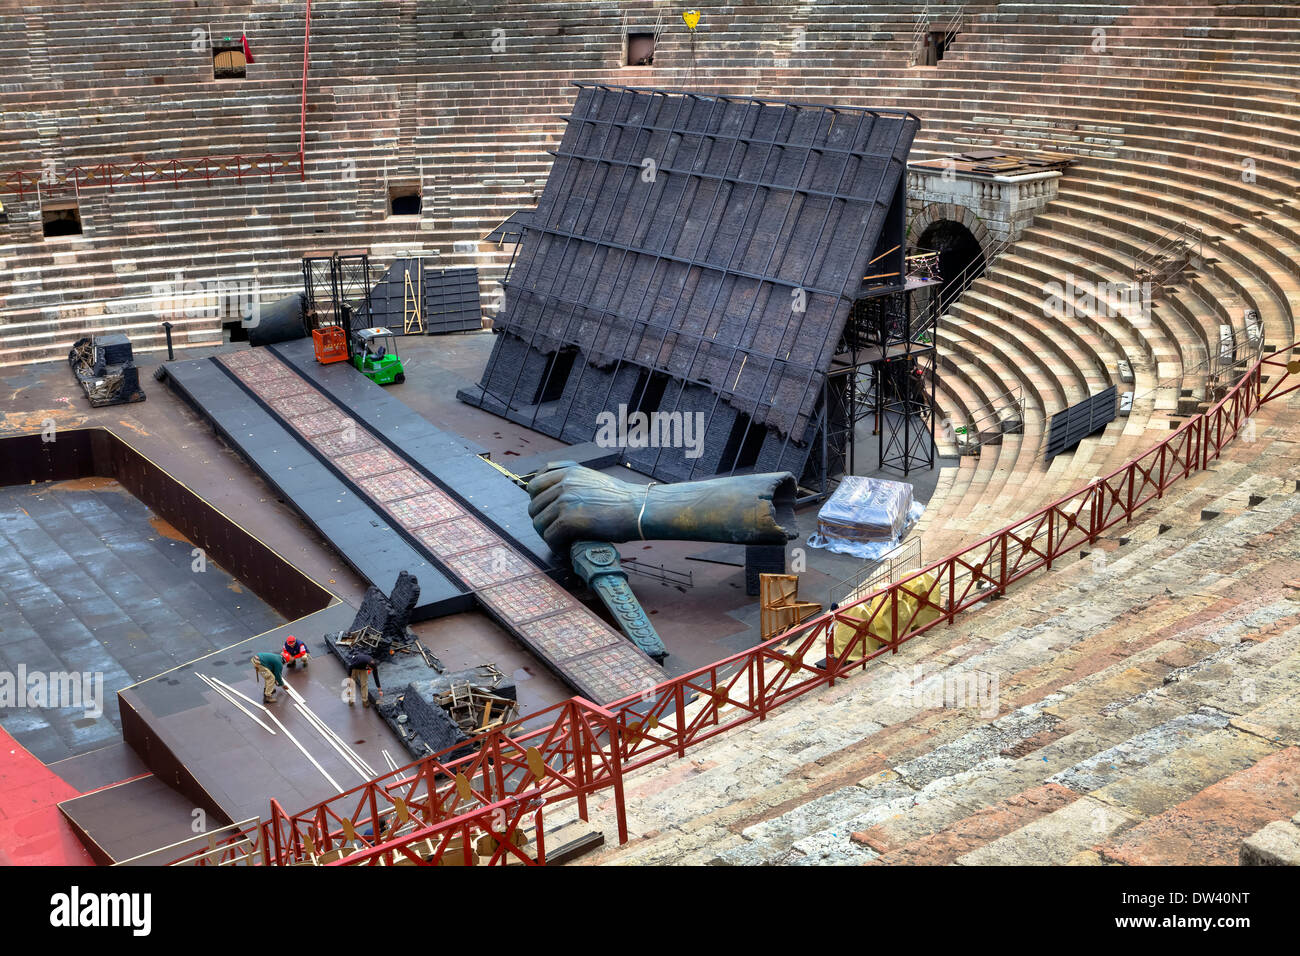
827;536;923;608
298;0;313;177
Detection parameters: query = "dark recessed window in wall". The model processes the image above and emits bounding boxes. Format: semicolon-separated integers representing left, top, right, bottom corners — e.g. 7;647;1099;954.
213;48;247;79
42;204;82;238
626;32;655;66
534;349;577;405
717;411;765;474
631;367;670;417
389;183;422;217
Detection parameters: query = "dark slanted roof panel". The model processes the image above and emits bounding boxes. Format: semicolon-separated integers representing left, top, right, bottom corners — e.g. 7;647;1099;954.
483;83;917;441
483;209;534;244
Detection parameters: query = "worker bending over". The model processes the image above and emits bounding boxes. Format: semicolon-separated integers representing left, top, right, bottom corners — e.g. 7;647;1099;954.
347;649;382;708
251;652;287;703
281;635;311;669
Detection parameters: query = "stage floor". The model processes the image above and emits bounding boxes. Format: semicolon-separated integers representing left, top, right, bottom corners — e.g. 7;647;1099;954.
1;332;945;707
118;603;397;828
0;478;283;763
0;331;946;861
0;338;578;720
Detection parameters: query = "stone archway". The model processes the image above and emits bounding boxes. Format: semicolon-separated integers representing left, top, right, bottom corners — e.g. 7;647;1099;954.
907;201;992;252
909;203;990;314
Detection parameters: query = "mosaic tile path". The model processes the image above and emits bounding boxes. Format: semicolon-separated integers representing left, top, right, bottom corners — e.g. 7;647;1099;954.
216;349;662;703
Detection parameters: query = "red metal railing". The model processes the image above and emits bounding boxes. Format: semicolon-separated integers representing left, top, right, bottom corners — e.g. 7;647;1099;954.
2;154;304;200
3;4;313;198
172;345;1300;866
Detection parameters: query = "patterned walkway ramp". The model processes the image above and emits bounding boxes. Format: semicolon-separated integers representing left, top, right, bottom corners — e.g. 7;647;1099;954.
212;347;663;705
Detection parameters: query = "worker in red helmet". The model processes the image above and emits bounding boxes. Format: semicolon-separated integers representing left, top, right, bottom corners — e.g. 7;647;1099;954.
281;635;311;669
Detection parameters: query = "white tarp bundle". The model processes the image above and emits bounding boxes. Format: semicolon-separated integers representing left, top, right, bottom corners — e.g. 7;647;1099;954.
807;476;922;559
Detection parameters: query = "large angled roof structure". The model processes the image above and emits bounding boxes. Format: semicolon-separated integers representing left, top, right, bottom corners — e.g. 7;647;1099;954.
459;83;918;483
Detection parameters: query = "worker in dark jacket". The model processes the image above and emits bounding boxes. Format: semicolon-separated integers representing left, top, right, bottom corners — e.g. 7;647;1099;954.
281;635;310;669
347;649;382;708
251;652;286;702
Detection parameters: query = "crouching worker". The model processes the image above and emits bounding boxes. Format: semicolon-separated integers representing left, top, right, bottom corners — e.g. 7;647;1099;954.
281;635;311;669
347;649;382;709
251;652;286;703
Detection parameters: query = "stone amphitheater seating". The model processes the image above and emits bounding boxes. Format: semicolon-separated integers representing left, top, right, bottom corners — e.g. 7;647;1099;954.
575;381;1300;865
1;8;1296;565
6;0;1297;866
4;1;1299;559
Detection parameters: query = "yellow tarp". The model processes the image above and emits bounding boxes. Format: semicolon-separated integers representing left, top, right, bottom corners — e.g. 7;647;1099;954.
830;571;944;660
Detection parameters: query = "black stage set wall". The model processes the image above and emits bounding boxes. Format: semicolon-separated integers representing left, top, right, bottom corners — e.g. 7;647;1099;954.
459;83;938;498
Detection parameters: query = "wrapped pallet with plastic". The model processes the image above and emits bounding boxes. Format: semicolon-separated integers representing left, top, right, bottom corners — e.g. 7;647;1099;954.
830;571;944;662
807;476;922;560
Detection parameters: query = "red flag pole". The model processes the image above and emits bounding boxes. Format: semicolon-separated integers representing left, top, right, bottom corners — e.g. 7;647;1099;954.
299;0;312;178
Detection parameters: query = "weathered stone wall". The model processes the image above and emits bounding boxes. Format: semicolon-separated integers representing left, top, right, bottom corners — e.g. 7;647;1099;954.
907;166;1061;248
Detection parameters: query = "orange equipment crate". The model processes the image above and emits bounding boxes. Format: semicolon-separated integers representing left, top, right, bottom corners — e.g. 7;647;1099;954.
312;326;349;364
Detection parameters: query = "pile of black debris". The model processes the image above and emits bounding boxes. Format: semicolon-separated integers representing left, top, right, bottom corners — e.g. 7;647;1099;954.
324;571;438;669
68;334;146;407
323;571;519;759
377;665;518;760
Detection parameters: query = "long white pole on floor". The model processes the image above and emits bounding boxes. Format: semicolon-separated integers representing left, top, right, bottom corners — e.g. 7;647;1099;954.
264;707;343;794
207;675;271;711
292;701;371;783
194;672;276;735
214;673;377;780
280;681;377;778
205;674;343;793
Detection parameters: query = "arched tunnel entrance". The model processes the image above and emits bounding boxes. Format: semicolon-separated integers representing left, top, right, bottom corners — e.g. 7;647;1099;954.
917;219;986;314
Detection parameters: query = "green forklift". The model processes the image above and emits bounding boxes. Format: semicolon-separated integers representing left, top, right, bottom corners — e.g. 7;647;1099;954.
351;327;406;385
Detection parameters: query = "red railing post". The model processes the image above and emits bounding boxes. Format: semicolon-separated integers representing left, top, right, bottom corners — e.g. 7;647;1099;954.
947;558;956;619
889;586;899;652
1126;459;1135;520
491;730;506;804
601;708;629;845
533;804;547;865
1089;482;1099;543
1197;411;1208;472
268;799;286;866
571;704;589;822
1045;510;1055;570
674;682;686;758
270;815;282;866
998;533;1008;594
367;783;381;848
